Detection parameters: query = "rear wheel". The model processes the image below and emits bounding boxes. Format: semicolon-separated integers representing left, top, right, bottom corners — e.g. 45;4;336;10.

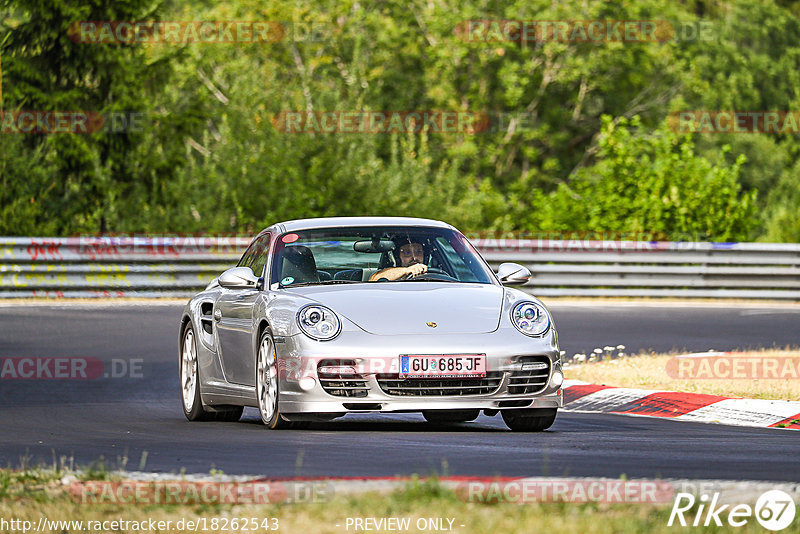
501;408;557;432
256;327;292;429
422;409;480;423
181;323;243;422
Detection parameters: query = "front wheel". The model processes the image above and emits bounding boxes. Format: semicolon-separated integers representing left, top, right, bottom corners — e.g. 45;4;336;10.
256;328;291;429
501;408;557;432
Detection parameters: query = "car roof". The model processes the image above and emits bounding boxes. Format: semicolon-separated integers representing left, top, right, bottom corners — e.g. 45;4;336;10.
266;216;455;234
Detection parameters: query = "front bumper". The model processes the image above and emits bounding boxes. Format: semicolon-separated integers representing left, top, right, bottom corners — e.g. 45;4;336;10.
275;327;564;414
280;381;563;413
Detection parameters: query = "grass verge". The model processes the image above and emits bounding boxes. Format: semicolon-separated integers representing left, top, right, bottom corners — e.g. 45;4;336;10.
3;469;796;533
565;349;800;401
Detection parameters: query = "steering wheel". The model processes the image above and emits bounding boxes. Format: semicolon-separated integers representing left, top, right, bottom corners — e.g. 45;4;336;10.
421;267;447;276
405;267;457;281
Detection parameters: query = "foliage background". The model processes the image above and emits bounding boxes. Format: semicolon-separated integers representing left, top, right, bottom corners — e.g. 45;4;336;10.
1;0;798;241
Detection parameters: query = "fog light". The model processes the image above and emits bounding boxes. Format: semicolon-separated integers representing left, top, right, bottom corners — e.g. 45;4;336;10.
521;362;548;371
299;376;317;391
550;368;564;389
318;365;357;376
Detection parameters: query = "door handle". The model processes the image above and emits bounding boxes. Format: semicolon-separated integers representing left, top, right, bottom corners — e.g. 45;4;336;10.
214;308;222;322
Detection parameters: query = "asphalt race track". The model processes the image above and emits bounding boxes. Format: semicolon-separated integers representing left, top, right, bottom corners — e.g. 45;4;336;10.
1;302;799;480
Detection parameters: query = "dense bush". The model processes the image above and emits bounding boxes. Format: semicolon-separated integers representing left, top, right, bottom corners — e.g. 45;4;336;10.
514;116;757;241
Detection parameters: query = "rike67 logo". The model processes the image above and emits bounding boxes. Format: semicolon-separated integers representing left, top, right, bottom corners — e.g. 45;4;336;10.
669;490;796;530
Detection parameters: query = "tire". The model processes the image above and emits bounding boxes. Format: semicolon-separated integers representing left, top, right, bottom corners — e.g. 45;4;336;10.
501;408;557;432
181;322;244;422
180;322;211;421
422;409;480;423
256;327;292;429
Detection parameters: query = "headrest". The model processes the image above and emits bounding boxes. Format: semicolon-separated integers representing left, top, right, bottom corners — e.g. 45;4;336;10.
281;245;319;284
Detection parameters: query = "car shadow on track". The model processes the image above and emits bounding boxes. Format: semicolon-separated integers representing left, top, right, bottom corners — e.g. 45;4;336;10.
236;410;510;432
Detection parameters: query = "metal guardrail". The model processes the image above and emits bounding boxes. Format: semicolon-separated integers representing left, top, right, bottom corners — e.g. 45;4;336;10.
0;237;247;298
473;239;800;299
1;237;799;299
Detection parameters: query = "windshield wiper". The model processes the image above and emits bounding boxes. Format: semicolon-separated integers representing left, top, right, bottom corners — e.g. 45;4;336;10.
281;279;363;288
398;277;460;282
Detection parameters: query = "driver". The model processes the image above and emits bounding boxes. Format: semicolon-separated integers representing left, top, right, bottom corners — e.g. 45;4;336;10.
369;237;428;281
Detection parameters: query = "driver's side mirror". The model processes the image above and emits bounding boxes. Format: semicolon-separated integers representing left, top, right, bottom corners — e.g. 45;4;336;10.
496;262;531;285
218;267;260;290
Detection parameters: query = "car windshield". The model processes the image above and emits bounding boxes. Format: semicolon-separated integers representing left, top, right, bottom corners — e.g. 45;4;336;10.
270;226;496;287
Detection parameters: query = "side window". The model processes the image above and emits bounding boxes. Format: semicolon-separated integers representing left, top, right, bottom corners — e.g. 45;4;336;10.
249;233;272;276
237;240;259;269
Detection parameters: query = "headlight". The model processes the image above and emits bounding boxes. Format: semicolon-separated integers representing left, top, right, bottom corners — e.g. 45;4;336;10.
297;305;341;341
510;301;550;337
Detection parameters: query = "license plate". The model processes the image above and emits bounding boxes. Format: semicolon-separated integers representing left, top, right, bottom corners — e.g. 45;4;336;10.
399;354;487;378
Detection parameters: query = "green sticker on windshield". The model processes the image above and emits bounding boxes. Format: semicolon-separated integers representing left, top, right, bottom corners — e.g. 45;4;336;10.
281;276;294;285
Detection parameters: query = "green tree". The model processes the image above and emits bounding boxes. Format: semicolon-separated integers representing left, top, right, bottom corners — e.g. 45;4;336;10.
0;0;205;234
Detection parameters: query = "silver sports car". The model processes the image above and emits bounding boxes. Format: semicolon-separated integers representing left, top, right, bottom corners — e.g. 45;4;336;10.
179;217;563;431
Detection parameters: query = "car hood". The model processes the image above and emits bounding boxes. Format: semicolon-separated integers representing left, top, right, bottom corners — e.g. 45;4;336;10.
288;283;504;335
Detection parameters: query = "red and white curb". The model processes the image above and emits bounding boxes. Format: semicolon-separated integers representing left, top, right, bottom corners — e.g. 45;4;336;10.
562;380;800;430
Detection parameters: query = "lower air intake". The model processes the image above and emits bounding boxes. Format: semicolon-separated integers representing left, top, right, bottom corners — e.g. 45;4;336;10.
376;372;503;396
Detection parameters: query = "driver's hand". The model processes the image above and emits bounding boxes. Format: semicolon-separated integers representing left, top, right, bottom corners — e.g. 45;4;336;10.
405;263;428;277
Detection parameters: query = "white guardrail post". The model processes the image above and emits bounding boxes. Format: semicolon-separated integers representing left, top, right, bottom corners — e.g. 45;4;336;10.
0;237;799;299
